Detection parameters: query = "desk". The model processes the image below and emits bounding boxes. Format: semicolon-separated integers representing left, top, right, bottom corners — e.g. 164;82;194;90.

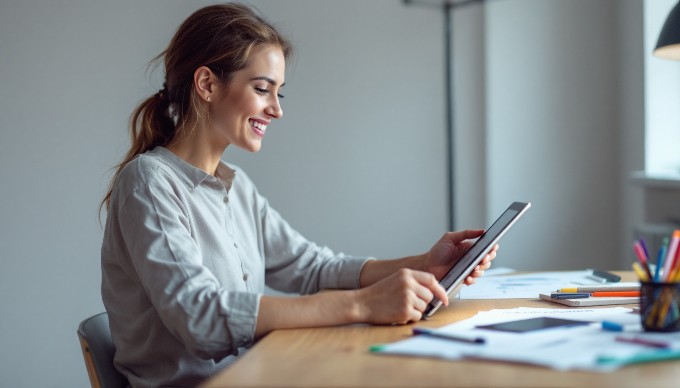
202;273;680;387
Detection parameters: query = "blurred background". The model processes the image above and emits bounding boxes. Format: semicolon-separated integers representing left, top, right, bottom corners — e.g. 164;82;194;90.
1;0;678;386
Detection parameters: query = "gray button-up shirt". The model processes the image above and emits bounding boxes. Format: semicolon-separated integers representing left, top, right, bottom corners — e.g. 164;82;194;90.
101;147;369;387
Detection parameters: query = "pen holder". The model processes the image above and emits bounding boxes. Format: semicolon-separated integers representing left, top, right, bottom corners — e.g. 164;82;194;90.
640;281;680;332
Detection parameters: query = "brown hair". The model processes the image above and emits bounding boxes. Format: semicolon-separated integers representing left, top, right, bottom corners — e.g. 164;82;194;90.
100;3;292;213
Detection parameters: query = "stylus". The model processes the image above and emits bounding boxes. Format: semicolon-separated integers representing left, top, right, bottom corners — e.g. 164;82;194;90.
412;327;485;344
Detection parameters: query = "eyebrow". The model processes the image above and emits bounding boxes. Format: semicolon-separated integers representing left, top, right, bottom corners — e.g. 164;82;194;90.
250;76;285;88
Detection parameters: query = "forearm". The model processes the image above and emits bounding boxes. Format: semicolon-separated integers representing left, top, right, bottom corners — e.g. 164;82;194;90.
255;291;363;338
359;254;426;287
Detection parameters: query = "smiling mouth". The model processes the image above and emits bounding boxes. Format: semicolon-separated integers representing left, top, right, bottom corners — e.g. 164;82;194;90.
249;119;267;134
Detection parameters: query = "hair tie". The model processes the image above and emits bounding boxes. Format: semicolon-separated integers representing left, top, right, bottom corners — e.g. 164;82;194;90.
157;82;169;102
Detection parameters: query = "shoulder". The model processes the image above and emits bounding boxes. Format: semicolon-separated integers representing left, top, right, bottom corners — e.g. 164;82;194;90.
111;152;182;205
119;152;178;189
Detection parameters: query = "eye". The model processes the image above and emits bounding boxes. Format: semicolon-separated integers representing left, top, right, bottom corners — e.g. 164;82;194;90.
255;87;268;95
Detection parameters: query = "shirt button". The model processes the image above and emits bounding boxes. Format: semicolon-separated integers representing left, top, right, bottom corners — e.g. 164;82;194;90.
223;196;228;203
234;242;238;248
243;274;249;281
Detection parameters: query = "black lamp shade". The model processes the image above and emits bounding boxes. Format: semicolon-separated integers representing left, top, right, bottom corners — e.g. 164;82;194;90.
655;1;680;60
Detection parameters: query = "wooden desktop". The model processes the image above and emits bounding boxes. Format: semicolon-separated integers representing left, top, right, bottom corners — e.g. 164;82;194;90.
201;272;680;387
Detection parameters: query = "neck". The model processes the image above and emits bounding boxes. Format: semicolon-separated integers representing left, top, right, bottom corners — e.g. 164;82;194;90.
167;127;227;175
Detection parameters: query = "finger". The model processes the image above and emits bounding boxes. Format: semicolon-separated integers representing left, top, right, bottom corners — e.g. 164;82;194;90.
412;283;434;306
444;229;485;244
411;290;429;312
409;308;423;323
412;271;449;306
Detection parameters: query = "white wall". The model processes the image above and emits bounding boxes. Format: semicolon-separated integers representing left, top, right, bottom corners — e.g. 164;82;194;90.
0;0;645;386
0;1;446;386
478;0;642;271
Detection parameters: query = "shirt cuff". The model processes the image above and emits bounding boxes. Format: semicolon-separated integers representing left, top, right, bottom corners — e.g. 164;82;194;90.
327;256;374;290
218;291;261;349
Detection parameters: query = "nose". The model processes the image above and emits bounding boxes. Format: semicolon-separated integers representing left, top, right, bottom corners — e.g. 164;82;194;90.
266;96;283;119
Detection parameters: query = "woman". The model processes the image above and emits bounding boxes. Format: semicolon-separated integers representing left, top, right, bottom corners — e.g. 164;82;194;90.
100;3;496;387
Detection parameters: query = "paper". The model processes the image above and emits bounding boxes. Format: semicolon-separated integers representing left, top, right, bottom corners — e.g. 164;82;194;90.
458;270;620;299
372;307;680;372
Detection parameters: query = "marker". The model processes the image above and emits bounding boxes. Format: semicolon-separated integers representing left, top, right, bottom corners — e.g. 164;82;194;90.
601;320;641;332
597;348;680;366
412;327;485;344
590;291;640;298
368;344;386;352
550;292;591;299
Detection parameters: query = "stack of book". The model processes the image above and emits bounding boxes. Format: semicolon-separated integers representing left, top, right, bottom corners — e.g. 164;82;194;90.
539;283;640;307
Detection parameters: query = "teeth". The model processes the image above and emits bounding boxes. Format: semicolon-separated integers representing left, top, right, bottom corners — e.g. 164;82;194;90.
250;120;267;132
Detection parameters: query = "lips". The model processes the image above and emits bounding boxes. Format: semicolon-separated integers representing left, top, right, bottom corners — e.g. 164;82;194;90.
249;119;268;136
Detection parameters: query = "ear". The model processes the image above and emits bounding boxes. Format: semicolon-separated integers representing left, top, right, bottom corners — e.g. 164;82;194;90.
193;66;218;102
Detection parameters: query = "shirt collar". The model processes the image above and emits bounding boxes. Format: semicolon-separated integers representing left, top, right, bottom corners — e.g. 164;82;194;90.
150;146;236;191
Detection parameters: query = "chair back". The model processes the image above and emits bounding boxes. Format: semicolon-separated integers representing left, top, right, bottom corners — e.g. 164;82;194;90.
77;312;128;388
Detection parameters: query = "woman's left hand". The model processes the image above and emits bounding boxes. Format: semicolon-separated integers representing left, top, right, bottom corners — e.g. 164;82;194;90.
421;229;498;285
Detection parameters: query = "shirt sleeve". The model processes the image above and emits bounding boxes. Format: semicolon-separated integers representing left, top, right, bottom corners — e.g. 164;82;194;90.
254;192;370;295
117;179;258;360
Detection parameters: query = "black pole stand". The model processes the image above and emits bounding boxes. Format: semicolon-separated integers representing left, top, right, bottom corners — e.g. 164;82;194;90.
403;0;484;232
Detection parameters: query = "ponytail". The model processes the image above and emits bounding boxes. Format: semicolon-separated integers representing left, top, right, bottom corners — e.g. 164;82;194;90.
99;86;176;215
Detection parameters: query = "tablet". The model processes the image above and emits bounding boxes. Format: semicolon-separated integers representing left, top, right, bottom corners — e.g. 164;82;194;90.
475;317;589;333
423;201;531;317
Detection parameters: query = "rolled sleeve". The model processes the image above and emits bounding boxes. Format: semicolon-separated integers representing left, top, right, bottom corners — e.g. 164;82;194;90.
218;292;260;348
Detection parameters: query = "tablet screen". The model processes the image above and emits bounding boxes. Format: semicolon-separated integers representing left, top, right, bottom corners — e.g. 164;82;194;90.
423;201;531;317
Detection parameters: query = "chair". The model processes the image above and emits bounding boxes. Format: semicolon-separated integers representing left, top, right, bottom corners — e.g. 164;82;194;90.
77;312;129;388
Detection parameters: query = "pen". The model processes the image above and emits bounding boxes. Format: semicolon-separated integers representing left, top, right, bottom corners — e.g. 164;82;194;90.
590;291;640;298
412;327;485;344
614;336;670;349
550;292;591;299
597;348;680;366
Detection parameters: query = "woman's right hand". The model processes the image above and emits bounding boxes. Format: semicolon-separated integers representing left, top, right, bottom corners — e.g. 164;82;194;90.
354;268;449;325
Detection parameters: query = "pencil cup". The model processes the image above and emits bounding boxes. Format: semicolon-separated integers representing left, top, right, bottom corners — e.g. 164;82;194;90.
640;281;680;332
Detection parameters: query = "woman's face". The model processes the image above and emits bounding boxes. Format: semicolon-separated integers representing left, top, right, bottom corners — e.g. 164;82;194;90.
210;44;285;152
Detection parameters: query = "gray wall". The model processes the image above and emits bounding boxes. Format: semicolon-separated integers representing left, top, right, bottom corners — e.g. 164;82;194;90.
0;0;644;387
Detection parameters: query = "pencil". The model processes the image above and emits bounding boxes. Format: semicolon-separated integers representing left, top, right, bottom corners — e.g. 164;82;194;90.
632;261;649;282
558;285;640;293
633;240;653;280
655;238;669;282
662;230;680;281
